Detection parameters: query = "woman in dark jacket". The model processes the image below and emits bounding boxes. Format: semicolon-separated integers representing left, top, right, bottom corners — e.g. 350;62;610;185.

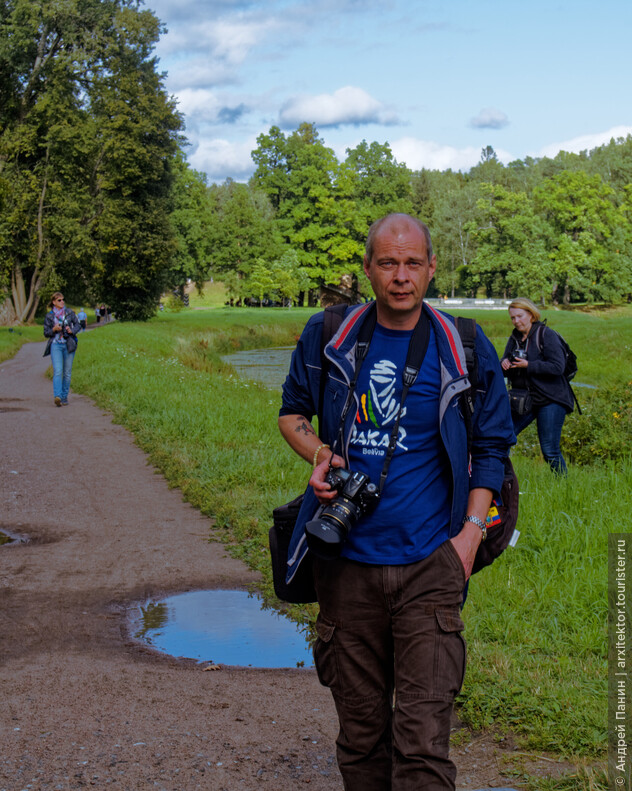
43;292;81;407
500;297;574;475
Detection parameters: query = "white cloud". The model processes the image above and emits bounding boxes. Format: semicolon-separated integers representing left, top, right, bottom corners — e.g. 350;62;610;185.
470;107;509;130
164;59;239;91
156;15;280;72
535;125;632;158
188;137;258;182
389;138;513;172
279;86;399;128
175;89;222;123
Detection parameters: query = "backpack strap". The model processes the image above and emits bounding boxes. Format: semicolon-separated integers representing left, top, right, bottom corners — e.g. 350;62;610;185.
317;304;348;424
455;317;478;387
455;317;477;454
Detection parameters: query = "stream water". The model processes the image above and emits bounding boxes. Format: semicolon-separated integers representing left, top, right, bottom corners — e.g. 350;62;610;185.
221;346;293;390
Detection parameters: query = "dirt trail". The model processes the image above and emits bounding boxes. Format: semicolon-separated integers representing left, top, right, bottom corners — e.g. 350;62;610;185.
0;339;549;790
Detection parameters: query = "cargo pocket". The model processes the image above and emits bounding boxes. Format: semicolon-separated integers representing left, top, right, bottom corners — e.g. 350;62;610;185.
433;608;467;699
313;614;337;690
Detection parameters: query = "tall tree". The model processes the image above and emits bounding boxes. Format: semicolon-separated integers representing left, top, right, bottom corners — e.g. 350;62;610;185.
534;170;623;303
344;140;412;225
167;154;215;296
0;0;182;323
469;183;552;300
251;123;364;300
207;179;281;277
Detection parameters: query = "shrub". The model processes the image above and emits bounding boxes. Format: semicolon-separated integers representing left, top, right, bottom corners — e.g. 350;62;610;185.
562;381;632;465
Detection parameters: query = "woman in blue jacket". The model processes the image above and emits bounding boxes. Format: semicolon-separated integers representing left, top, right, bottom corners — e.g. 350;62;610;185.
43;292;80;407
501;297;574;475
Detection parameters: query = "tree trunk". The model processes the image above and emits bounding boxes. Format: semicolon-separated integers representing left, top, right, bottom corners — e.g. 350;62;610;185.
9;149;49;324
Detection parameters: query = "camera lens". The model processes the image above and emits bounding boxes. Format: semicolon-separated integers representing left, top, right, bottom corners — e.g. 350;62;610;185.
305;498;361;559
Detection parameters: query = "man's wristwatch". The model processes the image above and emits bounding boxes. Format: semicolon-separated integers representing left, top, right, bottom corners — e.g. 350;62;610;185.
463;514;487;541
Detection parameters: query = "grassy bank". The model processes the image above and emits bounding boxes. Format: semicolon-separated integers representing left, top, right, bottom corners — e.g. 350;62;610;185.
0;325;45;362
56;305;628;778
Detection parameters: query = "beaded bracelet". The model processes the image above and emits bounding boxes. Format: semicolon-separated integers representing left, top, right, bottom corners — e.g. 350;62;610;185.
312;443;330;469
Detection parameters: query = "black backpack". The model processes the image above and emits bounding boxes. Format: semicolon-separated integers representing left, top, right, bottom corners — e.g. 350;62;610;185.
534;322;581;413
534;322;578;381
455;318;519;574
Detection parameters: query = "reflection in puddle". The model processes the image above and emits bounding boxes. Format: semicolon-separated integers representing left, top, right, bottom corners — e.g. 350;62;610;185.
131;590;313;668
0;530;28;546
221;346;293;390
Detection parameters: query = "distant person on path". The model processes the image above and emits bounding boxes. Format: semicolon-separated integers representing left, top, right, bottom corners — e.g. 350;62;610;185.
95;306;101;324
77;308;87;331
500;297;575;475
43;292;81;407
278;213;514;789
100;303;107;323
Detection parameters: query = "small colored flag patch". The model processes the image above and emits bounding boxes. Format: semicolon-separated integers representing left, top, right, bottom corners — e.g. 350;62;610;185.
486;501;502;528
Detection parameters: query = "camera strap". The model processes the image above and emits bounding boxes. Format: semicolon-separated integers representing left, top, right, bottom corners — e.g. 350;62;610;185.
333;305;430;494
377;310;429;493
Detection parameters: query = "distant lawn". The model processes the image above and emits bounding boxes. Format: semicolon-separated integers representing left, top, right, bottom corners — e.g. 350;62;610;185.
186;280;228;309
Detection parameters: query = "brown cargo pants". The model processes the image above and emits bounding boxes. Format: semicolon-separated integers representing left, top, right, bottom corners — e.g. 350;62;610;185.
313;540;467;791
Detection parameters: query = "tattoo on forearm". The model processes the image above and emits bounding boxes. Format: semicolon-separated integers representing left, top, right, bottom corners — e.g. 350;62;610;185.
294;417;315;437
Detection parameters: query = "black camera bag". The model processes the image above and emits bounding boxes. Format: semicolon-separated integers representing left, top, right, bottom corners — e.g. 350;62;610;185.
270;494;317;603
269;304;348;604
508;387;532;416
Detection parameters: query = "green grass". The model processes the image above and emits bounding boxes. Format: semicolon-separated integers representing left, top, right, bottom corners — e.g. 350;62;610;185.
7;303;628;776
0;325;45;362
462;457;616;755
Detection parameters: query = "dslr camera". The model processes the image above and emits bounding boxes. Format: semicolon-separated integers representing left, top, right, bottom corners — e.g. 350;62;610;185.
304;467;380;559
511;348;528;362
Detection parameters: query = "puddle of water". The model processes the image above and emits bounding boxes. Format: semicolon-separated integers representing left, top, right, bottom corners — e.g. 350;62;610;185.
131;589;314;668
0;529;28;546
221;346;294;390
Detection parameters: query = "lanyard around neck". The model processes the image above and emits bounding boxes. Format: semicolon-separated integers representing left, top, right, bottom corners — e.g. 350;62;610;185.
333;304;430;493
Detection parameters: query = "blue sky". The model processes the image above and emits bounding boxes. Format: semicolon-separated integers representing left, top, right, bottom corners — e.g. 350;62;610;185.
147;0;632;184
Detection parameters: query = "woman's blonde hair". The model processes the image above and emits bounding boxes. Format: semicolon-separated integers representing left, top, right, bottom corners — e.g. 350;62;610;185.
49;292;64;308
508;297;540;322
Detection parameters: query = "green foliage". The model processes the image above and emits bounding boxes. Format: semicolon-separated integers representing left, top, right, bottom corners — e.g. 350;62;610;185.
240;249;313;306
248;129;632;306
0;0;183;323
469;184;552;300
562;381;632;464
206;179;281;277
250;124;370;296
168;154;214;290
533;170;632;304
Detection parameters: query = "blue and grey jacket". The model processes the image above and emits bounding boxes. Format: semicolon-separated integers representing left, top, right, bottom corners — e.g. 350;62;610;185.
279;302;515;584
43;308;81;343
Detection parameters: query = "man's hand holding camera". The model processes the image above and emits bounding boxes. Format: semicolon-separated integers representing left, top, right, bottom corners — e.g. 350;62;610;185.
310;453;345;504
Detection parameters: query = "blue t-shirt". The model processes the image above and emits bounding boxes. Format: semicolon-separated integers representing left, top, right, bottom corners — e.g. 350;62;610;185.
342;323;451;564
